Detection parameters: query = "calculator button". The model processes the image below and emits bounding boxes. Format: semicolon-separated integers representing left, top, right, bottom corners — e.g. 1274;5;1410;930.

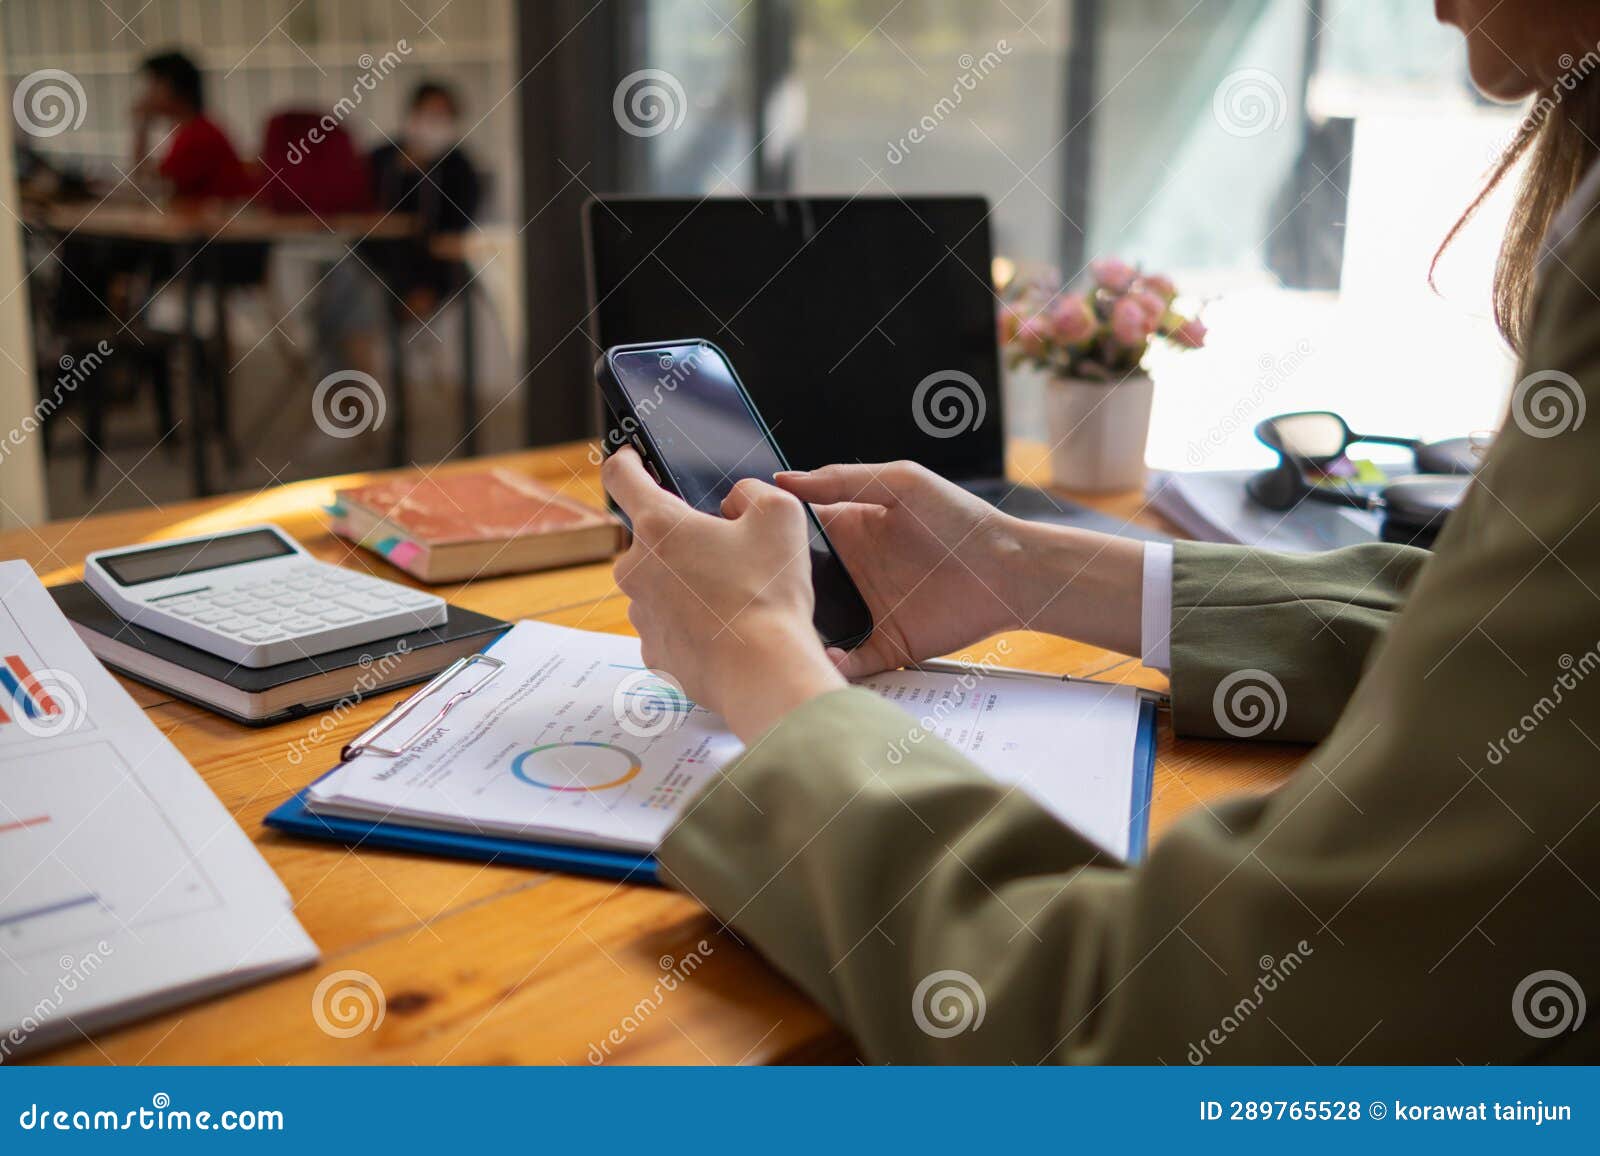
336;593;397;615
214;618;254;633
189;609;231;625
240;627;286;642
318;607;362;624
279;617;322;633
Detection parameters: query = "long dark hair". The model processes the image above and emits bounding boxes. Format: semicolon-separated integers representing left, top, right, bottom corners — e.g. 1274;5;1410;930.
1434;72;1600;351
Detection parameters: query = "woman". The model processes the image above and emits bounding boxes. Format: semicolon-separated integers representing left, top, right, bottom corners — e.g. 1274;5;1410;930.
603;1;1600;1062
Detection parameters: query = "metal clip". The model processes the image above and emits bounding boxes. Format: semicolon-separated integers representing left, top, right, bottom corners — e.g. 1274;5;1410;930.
341;652;505;760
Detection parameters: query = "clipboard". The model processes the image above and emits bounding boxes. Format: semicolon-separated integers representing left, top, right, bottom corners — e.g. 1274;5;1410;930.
265;638;1164;877
267;635;660;883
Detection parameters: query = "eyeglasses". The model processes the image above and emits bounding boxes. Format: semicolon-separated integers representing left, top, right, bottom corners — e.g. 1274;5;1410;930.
1246;411;1477;512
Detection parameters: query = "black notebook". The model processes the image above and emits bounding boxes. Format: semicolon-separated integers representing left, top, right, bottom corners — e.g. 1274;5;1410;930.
49;582;509;726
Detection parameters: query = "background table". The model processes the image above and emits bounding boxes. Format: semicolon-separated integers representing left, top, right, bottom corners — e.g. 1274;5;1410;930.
2;442;1304;1064
27;201;479;495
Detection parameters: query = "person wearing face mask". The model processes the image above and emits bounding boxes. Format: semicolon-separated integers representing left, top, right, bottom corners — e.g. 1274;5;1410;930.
601;0;1600;1063
367;81;483;321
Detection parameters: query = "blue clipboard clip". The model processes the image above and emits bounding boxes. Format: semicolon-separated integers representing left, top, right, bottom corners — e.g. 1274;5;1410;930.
341;652;506;761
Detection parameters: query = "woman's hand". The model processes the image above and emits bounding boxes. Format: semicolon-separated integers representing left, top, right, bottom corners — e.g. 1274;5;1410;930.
777;460;1148;671
602;448;845;742
774;461;1032;676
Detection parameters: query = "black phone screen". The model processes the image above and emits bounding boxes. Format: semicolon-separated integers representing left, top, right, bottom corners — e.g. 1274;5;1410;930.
609;343;873;649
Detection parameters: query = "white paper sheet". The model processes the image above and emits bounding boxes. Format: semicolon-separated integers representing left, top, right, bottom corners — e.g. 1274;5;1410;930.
311;621;1146;859
0;562;316;1056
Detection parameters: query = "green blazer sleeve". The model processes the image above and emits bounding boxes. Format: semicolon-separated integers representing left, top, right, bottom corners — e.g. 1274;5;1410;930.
657;217;1600;1065
1168;540;1429;741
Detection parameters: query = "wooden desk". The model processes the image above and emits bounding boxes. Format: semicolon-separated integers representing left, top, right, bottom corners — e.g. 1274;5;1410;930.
3;443;1301;1065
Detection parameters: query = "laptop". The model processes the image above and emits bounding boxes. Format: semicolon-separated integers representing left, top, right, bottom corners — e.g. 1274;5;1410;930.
582;194;1161;540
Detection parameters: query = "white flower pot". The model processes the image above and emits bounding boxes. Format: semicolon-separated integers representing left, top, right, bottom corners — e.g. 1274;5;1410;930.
1044;373;1155;492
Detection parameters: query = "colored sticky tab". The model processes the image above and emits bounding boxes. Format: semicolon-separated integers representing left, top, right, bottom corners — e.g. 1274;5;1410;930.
386;540;424;570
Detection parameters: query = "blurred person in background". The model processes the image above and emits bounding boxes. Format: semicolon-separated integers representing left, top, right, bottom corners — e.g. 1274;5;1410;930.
368;80;483;319
131;50;255;203
312;80;483;400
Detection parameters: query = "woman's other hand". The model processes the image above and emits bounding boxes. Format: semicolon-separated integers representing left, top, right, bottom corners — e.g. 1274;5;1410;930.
602;448;845;742
775;461;1031;676
778;460;1147;670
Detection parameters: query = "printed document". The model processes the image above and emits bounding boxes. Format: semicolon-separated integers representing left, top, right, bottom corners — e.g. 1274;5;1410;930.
310;621;1146;858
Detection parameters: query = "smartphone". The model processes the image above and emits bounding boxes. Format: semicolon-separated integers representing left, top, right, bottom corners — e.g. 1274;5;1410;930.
596;339;874;651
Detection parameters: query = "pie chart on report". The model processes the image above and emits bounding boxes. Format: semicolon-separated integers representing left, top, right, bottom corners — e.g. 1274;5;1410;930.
511;741;643;792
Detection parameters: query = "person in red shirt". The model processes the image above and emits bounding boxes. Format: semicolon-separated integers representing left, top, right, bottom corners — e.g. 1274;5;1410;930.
132;50;255;202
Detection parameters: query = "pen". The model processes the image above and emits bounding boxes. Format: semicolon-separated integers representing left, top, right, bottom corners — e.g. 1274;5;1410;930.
911;658;1171;708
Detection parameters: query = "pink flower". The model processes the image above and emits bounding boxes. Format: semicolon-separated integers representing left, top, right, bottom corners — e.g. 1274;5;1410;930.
1129;289;1168;328
1137;272;1176;301
1171;316;1208;348
1089;257;1136;294
1050;293;1095;346
1014;315;1052;357
1109;296;1154;346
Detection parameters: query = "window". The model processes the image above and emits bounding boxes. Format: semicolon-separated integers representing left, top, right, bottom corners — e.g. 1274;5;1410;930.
625;0;1521;469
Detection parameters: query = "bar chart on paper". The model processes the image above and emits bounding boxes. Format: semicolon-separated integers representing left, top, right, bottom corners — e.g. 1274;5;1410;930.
0;560;318;1050
0;607;84;744
0;743;222;959
0;651;60;724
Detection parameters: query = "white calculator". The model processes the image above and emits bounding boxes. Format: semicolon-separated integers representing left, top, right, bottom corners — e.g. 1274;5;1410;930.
84;524;448;669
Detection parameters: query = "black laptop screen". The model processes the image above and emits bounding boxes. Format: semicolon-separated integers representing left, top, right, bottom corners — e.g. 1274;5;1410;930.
586;196;1005;479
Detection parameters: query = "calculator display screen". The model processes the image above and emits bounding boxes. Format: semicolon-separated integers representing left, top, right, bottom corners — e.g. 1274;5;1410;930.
99;530;295;586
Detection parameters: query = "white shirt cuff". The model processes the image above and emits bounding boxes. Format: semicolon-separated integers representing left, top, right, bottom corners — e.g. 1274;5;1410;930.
1140;542;1173;674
